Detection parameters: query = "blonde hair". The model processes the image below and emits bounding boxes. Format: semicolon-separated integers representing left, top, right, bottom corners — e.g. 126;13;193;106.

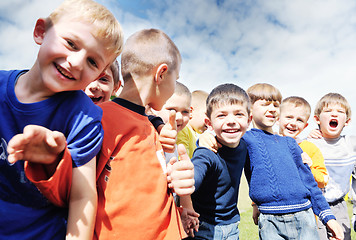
206;83;250;118
281;96;311;119
192;90;209;109
247;83;282;104
121;29;181;83
48;0;123;58
314;93;352;120
175;82;191;102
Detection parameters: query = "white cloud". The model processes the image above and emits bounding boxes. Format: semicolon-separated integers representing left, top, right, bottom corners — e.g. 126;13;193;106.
0;0;355;137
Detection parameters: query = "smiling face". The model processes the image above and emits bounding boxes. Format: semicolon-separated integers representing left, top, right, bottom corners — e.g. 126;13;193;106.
314;103;350;139
34;17;114;97
251;99;280;133
279;103;309;138
152;92;191;132
85;67;117;105
207;102;251;148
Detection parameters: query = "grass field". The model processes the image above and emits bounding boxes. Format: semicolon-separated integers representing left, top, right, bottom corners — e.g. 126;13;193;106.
237;174;356;239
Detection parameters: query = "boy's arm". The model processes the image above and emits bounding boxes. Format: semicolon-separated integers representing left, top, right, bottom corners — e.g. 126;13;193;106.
66;157;97;240
305;143;329;188
159;110;177;153
8;125;72;207
198;131;221;152
167;144;195;196
180;195;199;237
307;128;323;139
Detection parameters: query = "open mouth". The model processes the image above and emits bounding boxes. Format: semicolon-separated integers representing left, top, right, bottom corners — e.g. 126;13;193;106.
90;96;103;103
329;119;338;128
54;63;75;80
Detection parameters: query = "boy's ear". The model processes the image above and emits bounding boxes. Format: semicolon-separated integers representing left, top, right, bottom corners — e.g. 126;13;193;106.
154;63;168;85
345;118;351;126
248;114;253;125
33;18;47;45
313;115;321;125
189;106;193;120
205;118;213;131
302;122;309;130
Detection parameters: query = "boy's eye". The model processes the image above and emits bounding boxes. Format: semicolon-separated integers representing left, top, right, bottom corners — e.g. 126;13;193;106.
88;58;98;68
66;40;77;50
99;77;109;83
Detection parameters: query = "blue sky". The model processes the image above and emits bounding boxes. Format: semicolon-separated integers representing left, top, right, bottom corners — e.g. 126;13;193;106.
0;0;355;137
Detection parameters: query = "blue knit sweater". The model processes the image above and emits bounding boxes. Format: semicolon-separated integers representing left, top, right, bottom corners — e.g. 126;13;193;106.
191;140;247;225
243;129;335;225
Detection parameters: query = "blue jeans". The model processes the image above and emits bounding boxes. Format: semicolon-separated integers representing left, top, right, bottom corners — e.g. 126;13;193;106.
193;220;239;240
258;208;319;240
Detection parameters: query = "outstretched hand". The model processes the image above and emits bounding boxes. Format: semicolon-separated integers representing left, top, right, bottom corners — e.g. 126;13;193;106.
159;110;177;153
166;144;195;196
7;125;66;164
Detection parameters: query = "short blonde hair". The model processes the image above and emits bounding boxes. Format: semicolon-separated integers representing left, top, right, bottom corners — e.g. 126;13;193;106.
247;83;282;104
175;82;191;102
191;90;209;109
281;96;311;119
206;83;250;118
314;93;352;120
121;29;181;83
48;0;123;58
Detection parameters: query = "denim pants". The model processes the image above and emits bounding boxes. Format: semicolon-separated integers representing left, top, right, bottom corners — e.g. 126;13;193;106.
193;220;240;240
258;208;319;240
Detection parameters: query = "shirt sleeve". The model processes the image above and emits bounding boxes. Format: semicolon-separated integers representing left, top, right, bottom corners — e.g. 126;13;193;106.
191;147;213;190
290;139;335;225
24;147;72;207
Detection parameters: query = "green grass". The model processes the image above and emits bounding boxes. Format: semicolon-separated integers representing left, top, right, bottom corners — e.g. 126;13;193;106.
237;173;356;239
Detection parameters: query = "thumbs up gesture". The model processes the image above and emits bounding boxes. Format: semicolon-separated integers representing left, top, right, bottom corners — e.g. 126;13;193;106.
159;110;177;153
167;144;195;196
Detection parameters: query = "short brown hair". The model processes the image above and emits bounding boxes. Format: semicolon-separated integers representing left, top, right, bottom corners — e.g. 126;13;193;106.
281;96;311;119
314;93;351;120
206;83;250;118
247;83;282;104
121;29;181;83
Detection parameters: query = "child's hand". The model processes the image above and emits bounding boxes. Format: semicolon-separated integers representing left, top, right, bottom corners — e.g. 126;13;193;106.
159;110;177;153
166;144;195;196
307;129;323;139
301;152;313;167
180;207;200;237
252;204;260;225
7;125;66;164
198;131;221;153
326;219;344;240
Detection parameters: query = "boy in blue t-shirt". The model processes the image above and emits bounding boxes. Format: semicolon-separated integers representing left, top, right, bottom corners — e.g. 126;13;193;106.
181;83;252;239
1;0;123;239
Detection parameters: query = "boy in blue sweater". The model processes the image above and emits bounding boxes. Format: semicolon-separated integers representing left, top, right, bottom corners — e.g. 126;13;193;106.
200;83;343;239
181;83;252;239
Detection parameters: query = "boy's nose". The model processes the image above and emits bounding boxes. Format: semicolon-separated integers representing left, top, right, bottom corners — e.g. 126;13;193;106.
67;51;85;71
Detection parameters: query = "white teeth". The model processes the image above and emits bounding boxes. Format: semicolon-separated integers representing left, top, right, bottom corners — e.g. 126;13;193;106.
56;64;74;79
